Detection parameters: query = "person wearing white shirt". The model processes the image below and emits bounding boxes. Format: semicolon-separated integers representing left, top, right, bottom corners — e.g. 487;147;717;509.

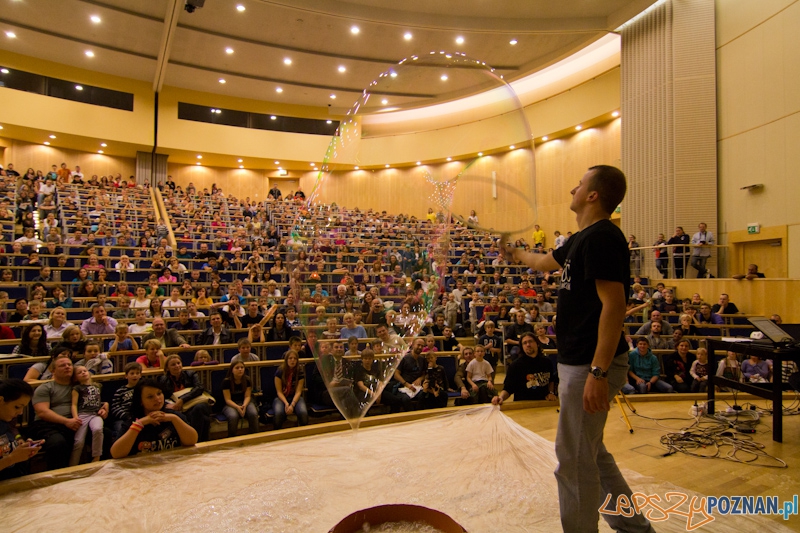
554;231;566;249
115;255;135;273
162;288;187;313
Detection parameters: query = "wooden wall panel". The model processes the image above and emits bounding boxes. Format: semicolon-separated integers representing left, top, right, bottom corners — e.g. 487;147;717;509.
3;139;135;180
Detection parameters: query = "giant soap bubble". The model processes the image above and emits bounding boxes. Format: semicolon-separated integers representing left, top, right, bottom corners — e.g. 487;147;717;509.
288;51;536;429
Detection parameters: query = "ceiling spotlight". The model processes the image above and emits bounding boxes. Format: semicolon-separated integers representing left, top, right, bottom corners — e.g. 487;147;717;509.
270;115;277;120
5;31;16;39
283;58;292;65
0;125;4;130
196;162;201;165
90;15;101;23
236;4;246;12
196;155;202;159
354;166;360;170
455;36;464;45
75;85;83;91
404;32;412;40
273;160;279;164
612;110;620;117
509;145;515;150
477;152;483;157
275;87;283;93
326;120;332;124
100;143;107;147
310;162;316;166
509;39;518;45
416;161;421;165
338;65;346;73
440;74;448;81
225;47;234;54
385;164;390;168
49;134;56;139
575;125;582;130
446;157;452;161
390;71;397;78
85;50;95;57
350;25;360;34
381;99;388;105
218;78;226;84
97;150;104;154
542;136;548;141
43;141;50;145
239;165;244;169
0;69;8;74
330;94;336;99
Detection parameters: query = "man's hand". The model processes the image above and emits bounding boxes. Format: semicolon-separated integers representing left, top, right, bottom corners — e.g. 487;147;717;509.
460;387;469;399
66;417;83;431
583;377;609;414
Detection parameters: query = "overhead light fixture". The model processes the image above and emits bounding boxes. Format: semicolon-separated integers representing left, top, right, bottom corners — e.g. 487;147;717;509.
75;85;83;91
440;74;448;81
236;4;246;12
381;99;388;105
43;141;50;145
575;125;582;130
541;136;548;141
284;58;292;65
0;69;8;74
390;71;398;78
612;110;620;117
270;115;277;120
326;120;332;124
97;150;104;154
477;152;483;157
330;94;336;99
509;145;515;150
338;65;346;73
385;164;390;168
90;15;101;23
49;134;56;139
416;161;421;165
509;39;518;45
5;31;16;39
273;160;279;164
275;87;283;93
225;47;234;54
100;143;107;147
85;50;95;57
310;162;316;166
239;165;244;169
196;162;201;165
354;166;360;170
350;25;360;35
197;155;202;159
0;125;3;130
455;36;464;45
404;32;412;40
218;78;226;84
446;157;452;161
277;169;288;176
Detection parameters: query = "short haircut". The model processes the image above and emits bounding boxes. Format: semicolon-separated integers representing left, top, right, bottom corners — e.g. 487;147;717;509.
637;336;650;346
587;165;627;215
237;338;252;348
124;362;143;374
288;336;302;345
143;339;162;350
84;340;102;352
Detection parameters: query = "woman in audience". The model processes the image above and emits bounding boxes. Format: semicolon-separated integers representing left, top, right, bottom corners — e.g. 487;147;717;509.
158;267;177;284
272;350;308;430
110;377;198;458
0;379;42;479
526;305;543;324
191;286;213;309
146;297;171;319
76;280;100;298
23;345;72;382
158;354;212;442
59;325;88;357
131;286;151;309
83;254;103;274
221;361;260;437
44;307;69;340
47;285;74;309
265;310;294;342
209;279;225;298
95;268;111;294
115;255;135;273
72;268;90;288
12;324;50;357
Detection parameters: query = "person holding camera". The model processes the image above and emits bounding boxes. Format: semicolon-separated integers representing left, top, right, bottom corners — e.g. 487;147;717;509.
690;222;714;278
420;350;449;410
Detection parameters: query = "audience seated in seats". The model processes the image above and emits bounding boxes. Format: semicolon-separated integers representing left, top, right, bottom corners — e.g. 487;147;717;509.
69;365;108;466
622;337;674;394
170;308;200;332
663;340;696;393
382;338;427;412
24;345;73;382
129;309;152;336
158;355;212;442
420;350;450;409
453;347;475;406
110;362;142;440
221;361;260;437
504;311;535;365
710;293;739;315
80;304;118;336
741;353;770;383
109;324;139;353
12;324;50;357
265;310;294;342
272;350;308;429
142;318;191;349
695;303;724;336
634;310;673;336
732;264;765;280
231;338;259;363
76;340;114;375
0;379;43;480
478;320;503;371
136;339;167;369
190;350;218;366
689;348;711;393
645;321;673;351
492;333;556;405
110;378;197;458
29;357;80;471
465;345;495;404
339;312;367;340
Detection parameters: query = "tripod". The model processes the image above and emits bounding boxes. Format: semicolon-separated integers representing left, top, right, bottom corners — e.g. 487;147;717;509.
615;391;637;433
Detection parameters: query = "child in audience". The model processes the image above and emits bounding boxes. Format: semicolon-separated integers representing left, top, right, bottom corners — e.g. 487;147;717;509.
111;362;142;440
690;347;711;392
232;338;259;363
190;349;219;366
136;339;166;369
77;340;114;375
345;336;360;357
128;309;152;335
221;361;260;438
323;317;340;340
109;324;139;352
422;334;438;353
70;365;108;465
466;345;496;403
716;350;742;391
284;336;303;359
420;350;449;410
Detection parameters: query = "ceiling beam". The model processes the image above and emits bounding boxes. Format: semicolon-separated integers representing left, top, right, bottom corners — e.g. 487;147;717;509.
153;0;183;93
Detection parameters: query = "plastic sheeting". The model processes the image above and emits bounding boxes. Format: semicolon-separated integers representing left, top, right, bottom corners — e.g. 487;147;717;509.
0;407;792;532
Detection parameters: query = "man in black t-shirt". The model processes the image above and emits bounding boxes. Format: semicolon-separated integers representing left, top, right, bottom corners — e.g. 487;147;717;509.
501;165;654;533
492;332;555;404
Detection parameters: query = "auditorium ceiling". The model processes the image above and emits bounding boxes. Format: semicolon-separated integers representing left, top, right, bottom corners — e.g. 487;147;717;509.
0;0;657;114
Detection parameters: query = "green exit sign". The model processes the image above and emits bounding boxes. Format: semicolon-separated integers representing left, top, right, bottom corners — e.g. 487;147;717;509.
747;223;760;235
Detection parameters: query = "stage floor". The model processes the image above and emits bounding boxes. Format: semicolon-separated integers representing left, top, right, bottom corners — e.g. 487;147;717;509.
1;405;796;532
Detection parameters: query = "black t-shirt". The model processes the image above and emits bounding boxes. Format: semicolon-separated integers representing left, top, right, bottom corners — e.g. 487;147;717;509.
222;376;251;405
552;219;629;365
119;418;185;456
396;354;427;384
240;313;264;328
353;362;381;401
0;421;28;480
501;354;552;401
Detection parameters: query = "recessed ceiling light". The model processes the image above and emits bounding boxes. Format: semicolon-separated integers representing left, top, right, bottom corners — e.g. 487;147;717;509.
100;143;107;147
97;150;104;154
477;152;483;157
270;115;277;120
390;72;397;78
196;162;201;165
310;162;316;166
43;142;50;145
404;32;412;40
509;39;518;45
326;120;332;124
354;166;360;170
542;136;548;141
218;78;226;84
75;85;83;91
275;87;283;93
612;110;620;117
455;36;464;45
283;58;292;65
90;15;101;23
239;165;244;169
0;125;3;130
236;4;245;12
338;65;346;73
225;47;234;54
350;25;360;34
381;99;388;105
446;157;452;161
49;134;56;139
330;94;336;99
197;155;202;159
5;31;16;39
385;164;390;168
416;161;421;165
273;161;279;164
509;145;515;150
0;69;8;74
575;125;582;130
440;74;448;81
85;50;95;57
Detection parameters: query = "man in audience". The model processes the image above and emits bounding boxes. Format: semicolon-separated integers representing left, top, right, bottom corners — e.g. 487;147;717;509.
142;318;191;348
504;311;534;364
382;337;427;412
645;321;673;351
732;263;765;280
492;332;556;405
634;309;673;336
696;303;724;336
198;312;233;345
667;226;690;278
80;304;118;336
194;243;216;262
690;222;714;278
711;293;739;315
240;300;265;327
622;338;673;394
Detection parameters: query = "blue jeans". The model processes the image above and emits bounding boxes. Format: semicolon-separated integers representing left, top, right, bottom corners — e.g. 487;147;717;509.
555;353;655;533
222;403;260;438
272;396;308;429
621;379;674;394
